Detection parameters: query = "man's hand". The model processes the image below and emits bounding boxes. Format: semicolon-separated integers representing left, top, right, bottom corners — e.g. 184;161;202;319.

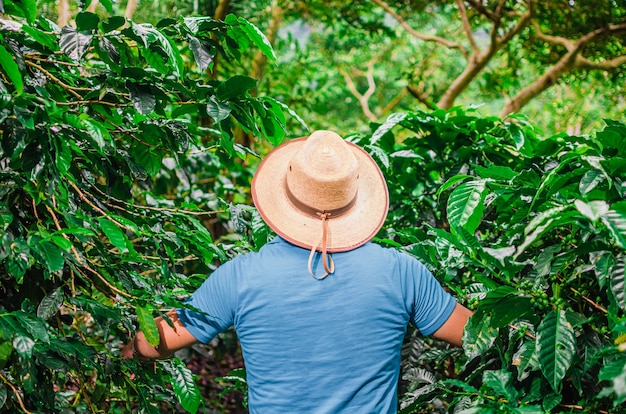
121;310;199;360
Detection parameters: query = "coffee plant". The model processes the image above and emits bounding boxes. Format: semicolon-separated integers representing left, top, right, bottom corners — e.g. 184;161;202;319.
0;1;295;412
356;109;626;413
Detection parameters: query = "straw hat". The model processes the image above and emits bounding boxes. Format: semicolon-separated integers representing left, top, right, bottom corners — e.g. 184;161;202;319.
251;130;389;278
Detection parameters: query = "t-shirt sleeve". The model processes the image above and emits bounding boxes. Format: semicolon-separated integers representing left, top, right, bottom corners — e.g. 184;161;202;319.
399;252;456;336
177;262;238;344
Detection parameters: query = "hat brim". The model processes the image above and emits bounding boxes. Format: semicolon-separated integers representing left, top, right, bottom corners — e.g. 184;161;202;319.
251;137;389;252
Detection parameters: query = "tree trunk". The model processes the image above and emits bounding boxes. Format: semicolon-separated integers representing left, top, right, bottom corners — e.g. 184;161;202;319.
214;0;230;21
86;0;99;13
57;0;70;28
250;2;283;83
500;52;577;117
437;51;494;109
125;0;138;21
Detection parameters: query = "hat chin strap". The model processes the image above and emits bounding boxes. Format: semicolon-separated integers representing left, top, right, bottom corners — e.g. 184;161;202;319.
307;212;335;280
284;185;357;280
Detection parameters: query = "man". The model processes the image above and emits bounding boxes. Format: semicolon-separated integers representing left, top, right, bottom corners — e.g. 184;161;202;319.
122;130;472;413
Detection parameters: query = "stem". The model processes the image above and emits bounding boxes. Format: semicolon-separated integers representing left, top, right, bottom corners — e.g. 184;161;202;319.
0;372;33;414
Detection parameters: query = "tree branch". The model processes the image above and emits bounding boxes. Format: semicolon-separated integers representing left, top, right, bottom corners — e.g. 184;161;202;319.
455;0;480;54
576;54;626;70
369;0;469;59
340;63;378;121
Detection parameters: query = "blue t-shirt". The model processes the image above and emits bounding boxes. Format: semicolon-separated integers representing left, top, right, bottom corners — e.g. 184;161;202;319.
178;237;456;413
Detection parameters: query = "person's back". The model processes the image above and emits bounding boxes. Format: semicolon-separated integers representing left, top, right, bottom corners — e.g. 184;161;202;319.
179;237;456;413
122;130;471;413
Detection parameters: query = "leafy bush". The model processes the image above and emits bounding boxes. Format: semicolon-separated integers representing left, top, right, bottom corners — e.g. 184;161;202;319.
0;4;289;412
357;109;626;413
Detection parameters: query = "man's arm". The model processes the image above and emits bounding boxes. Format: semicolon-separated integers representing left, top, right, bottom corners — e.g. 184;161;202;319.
432;303;473;347
121;309;198;360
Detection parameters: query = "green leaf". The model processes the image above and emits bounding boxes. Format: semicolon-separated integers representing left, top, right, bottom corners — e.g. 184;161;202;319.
436;174;473;199
129;141;163;178
514;205;569;259
536;310;576;391
232;15;276;62
127;82;156;115
37;287;65;320
53;135;72;175
189;36;214;71
14;313;49;343
136;306;160;347
575;199;608;223
446;180;486;235
463;313;498;360
474;164;517;181
0;202;12;231
371;113;406;144
206;96;232;123
0;43;23;93
129;23;184;78
579;169;605;196
98;218;129;253
483;370;518;402
602;201;626;249
22;25;58;51
506;123;525;150
216;75;257;100
38;240;65;272
76;12;100;31
59;26;93;61
20;0;36;23
168;359;201;414
12;335;34;358
609;254;626;310
0;341;12;370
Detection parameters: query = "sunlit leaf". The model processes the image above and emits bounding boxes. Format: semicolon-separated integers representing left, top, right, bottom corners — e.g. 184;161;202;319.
13;335;34;358
446;180;486;235
230;15;276;62
37;288;65;320
98;219;129;254
602;201;626;248
59;26;93;61
189;36;214;71
167;359;201;414
206;96;232;122
0;43;23;93
371;113;406;144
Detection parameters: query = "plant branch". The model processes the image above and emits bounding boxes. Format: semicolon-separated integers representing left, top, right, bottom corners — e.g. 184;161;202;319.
570;287;607;314
86;180;224;217
25;60;84;99
0;372;33;414
66;179;132;231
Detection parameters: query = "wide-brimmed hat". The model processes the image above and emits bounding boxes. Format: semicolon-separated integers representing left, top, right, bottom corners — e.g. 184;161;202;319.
251;130;389;278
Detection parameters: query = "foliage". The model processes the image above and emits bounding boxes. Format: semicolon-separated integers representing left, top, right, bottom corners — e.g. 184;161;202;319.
257;0;626;136
355;108;626;412
2;0;626;413
0;2;293;412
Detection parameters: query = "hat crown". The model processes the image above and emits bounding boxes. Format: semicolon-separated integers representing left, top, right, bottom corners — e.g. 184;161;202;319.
286;130;359;212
